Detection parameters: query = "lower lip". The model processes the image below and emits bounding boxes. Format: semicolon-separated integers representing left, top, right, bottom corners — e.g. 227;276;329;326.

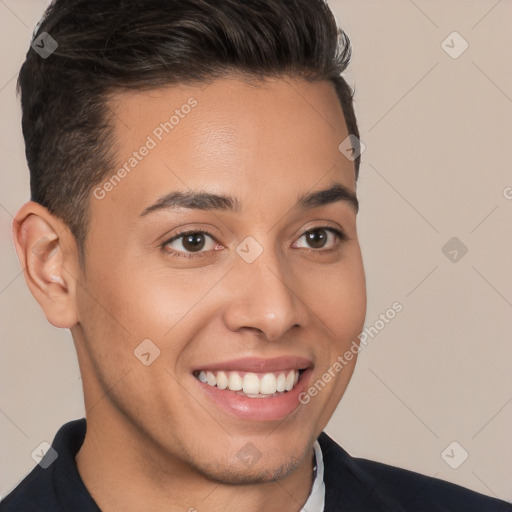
194;368;314;421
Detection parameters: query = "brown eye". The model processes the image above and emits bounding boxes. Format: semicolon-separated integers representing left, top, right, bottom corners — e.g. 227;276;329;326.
181;232;207;252
163;230;218;259
304;229;329;249
294;226;347;251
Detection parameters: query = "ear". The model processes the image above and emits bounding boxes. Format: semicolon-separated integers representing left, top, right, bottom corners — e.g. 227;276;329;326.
12;201;80;328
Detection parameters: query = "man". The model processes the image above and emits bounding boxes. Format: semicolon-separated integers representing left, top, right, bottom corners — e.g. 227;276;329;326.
1;0;510;510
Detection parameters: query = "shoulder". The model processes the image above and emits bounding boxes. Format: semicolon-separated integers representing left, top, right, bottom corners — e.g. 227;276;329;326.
318;431;512;512
0;463;53;512
0;419;100;512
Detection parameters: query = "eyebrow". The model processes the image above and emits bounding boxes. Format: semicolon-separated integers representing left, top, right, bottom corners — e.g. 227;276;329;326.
140;182;359;217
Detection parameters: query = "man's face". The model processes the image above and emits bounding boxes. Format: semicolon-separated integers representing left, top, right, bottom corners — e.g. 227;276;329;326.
74;77;366;483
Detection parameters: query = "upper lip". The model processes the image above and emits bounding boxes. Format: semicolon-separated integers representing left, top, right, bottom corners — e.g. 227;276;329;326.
193;356;313;373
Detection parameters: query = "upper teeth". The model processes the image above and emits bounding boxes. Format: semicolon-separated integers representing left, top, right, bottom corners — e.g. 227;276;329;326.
197;370;300;395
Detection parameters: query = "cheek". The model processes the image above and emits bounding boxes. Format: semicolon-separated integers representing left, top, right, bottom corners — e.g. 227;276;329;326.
82;259;193;338
299;251;366;416
74;267;198;418
77;260;231;380
304;251;367;339
75;262;174;371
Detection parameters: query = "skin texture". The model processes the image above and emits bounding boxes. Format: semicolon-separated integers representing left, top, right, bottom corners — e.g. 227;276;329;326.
13;77;367;512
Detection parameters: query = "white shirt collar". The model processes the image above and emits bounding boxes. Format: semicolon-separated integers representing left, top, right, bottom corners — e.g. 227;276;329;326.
300;440;325;512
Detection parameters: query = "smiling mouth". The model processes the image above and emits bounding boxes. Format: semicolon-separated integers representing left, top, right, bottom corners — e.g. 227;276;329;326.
193;369;306;398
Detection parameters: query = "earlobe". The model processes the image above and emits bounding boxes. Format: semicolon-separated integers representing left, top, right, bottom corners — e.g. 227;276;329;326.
12;201;79;329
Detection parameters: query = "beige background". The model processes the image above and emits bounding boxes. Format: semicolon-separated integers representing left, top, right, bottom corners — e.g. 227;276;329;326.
1;0;511;503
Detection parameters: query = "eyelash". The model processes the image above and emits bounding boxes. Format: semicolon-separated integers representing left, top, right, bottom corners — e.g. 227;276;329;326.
161;226;348;260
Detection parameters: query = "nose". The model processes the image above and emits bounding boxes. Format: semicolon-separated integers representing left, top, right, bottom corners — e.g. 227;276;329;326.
222;244;309;342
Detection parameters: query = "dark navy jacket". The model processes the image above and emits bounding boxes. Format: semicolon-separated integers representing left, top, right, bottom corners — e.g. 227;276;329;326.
1;419;510;511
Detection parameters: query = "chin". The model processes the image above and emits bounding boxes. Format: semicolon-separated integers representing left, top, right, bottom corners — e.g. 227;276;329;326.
192;458;300;486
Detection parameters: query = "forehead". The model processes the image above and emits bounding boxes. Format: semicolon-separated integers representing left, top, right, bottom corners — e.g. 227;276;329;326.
98;77;355;217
